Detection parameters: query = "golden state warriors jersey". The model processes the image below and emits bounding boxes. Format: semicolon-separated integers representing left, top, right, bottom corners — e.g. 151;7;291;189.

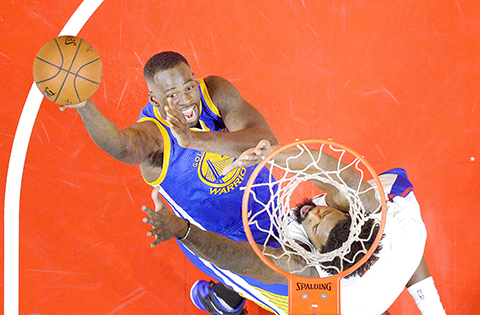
138;78;276;243
138;78;288;314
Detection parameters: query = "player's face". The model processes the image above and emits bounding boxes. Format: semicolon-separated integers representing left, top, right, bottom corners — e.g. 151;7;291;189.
299;204;349;250
148;62;201;127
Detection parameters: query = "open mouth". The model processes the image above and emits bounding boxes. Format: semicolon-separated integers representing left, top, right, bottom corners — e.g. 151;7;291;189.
180;104;198;124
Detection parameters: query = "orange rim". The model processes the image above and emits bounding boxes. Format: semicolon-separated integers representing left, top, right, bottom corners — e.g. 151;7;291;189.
242;138;387;281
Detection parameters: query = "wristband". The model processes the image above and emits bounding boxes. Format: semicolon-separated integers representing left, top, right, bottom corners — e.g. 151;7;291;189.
176;219;191;241
407;276;447;315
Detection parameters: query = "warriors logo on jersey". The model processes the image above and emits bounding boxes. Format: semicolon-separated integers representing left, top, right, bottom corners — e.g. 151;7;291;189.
194;151;247;194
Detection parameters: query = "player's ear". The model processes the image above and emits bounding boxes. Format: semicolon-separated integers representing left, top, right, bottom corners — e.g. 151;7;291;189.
149;92;159;107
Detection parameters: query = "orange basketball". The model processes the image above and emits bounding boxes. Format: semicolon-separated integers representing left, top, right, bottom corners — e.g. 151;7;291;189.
33;36;102;105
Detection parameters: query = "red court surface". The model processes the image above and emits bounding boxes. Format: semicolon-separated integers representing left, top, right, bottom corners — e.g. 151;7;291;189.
2;1;479;314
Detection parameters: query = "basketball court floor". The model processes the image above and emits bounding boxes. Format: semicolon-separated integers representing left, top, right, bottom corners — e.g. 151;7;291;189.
2;0;479;314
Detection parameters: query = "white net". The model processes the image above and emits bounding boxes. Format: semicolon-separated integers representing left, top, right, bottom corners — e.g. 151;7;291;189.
244;141;384;277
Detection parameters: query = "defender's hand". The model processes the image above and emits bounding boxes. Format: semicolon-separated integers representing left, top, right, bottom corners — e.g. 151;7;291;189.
142;187;189;247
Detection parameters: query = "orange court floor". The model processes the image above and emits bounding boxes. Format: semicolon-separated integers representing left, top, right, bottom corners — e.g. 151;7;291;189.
1;1;479;314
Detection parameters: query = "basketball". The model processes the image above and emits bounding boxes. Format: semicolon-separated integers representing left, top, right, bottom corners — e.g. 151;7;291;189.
33;36;102;105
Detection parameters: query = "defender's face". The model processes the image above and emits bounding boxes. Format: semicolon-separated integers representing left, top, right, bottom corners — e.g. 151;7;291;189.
299;204;349;250
148;62;201;127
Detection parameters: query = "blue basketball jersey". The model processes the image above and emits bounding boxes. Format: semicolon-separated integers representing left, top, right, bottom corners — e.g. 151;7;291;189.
137;78;287;314
138;78;276;243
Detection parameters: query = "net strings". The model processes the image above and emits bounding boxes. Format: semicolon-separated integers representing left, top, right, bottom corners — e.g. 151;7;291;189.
246;143;382;276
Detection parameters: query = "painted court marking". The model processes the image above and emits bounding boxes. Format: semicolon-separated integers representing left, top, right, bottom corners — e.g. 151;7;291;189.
4;1;104;314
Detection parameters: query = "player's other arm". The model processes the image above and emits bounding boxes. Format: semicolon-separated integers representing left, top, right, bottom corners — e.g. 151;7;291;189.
181;228;290;284
223;140;379;212
182;228;318;283
185;76;278;158
68;99;163;165
142;188;315;284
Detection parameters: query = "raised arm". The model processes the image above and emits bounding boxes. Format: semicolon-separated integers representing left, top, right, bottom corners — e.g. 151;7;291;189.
165;76;278;158
63;99;163;166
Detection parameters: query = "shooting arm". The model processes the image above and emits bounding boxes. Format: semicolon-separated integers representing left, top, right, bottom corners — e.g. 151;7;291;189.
75;100;162;165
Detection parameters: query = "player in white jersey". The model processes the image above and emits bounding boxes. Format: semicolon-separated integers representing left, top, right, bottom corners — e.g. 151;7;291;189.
285;169;435;314
142;140;447;315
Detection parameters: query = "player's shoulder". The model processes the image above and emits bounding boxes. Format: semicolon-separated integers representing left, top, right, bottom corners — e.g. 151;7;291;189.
203;75;229;85
203;76;243;112
203;76;238;96
376;168;415;202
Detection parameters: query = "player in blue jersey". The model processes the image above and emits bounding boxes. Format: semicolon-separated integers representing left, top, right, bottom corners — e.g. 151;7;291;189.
60;51;281;314
142;140;447;315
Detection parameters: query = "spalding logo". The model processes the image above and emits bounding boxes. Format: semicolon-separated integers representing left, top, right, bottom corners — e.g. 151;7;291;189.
296;282;332;291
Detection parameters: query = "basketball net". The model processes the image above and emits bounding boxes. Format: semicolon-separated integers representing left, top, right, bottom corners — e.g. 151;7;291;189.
242;139;387;315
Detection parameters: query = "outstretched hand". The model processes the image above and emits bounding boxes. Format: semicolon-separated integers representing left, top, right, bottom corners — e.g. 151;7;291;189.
141;186;189;247
221;139;274;175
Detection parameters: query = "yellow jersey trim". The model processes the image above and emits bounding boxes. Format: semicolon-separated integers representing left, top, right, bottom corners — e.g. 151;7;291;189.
250;285;289;314
138;117;171;186
152;106;170;127
197;78;221;118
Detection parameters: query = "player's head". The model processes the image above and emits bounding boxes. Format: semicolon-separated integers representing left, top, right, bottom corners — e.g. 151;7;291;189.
293;199;349;249
144;51;190;81
144;51;201;127
321;218;382;277
294;198;381;276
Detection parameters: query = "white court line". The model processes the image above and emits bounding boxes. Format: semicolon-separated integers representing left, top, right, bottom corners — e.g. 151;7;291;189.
4;1;104;314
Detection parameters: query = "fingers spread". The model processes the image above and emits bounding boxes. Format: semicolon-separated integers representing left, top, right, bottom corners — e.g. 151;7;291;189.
165;105;183;125
142;205;155;216
143;217;155;225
